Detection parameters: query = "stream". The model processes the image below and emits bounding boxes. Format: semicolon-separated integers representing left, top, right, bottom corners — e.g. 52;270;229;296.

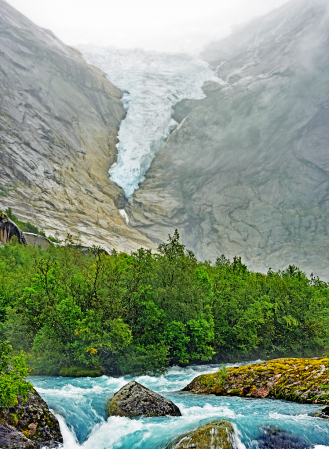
30;361;329;448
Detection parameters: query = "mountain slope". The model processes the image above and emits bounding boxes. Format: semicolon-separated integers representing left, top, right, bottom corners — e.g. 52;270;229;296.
127;0;329;278
0;0;155;252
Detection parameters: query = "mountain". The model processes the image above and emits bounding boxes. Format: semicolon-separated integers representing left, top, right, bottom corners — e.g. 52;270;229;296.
127;0;329;278
0;0;155;252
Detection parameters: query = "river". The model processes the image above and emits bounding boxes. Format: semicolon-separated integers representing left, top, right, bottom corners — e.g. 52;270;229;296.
30;361;329;448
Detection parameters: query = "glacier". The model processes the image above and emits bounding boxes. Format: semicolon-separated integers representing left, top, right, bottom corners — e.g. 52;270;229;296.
78;46;217;198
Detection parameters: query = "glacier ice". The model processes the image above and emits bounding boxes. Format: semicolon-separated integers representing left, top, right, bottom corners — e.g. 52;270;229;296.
78;46;217;198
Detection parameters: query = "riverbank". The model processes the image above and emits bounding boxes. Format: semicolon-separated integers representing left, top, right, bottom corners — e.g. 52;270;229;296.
30;362;329;448
183;357;329;404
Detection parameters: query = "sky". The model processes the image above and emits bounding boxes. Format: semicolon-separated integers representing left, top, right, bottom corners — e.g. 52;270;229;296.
6;0;290;53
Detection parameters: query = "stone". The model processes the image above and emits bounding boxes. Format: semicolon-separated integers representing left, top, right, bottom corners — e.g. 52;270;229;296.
255;426;307;449
166;420;236;449
0;422;37;449
0;390;63;448
107;381;181;417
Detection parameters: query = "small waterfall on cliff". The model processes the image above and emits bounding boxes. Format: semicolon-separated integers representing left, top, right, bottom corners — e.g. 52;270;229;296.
78;46;217;199
31;362;329;449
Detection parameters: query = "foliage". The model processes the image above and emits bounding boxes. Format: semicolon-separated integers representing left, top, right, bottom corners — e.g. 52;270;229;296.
0;340;33;409
0;229;328;378
217;363;228;389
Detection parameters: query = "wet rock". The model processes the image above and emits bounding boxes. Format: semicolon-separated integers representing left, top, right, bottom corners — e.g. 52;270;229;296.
0;390;63;448
0;422;37;449
107;381;181;417
166;420;236;449
255;426;308;449
312;405;329;419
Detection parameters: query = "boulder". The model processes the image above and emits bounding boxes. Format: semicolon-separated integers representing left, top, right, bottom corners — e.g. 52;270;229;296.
166;420;236;449
0;422;37;449
107;381;181;417
255;426;307;449
0;390;63;448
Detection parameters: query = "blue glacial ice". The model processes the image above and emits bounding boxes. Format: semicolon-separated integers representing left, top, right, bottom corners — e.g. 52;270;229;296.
78;46;218;198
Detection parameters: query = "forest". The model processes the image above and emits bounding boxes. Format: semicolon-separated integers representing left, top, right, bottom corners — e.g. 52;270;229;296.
0;230;329;377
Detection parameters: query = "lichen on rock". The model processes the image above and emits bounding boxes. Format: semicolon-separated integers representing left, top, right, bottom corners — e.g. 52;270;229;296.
182;357;329;404
166;420;236;449
0;390;63;448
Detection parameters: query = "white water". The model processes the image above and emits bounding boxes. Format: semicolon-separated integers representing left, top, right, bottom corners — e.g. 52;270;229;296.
78;46;218;198
31;362;329;449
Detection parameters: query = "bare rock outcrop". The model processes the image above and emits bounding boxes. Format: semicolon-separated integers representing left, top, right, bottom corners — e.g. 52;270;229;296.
0;0;155;254
127;0;329;279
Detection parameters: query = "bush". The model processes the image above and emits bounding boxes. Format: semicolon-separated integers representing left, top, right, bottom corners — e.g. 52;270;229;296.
0;340;33;409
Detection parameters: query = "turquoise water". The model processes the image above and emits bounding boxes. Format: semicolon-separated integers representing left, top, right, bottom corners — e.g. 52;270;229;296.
30;362;329;449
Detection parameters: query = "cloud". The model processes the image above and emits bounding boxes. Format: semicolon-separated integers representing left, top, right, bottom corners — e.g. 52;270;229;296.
6;0;290;52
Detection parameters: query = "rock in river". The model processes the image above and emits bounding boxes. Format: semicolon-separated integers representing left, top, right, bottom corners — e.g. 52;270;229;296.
166;420;236;449
107;381;181;417
0;390;63;448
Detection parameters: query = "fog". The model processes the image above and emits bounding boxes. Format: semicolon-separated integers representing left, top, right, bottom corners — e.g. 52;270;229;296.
6;0;290;53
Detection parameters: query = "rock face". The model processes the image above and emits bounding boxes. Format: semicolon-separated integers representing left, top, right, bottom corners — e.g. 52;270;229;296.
183;357;329;404
0;390;63;448
166;420;236;449
0;0;155;254
127;0;329;279
0;211;27;244
107;381;182;417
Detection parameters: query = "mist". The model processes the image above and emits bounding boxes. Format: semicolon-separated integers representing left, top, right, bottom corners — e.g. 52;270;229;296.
6;0;290;53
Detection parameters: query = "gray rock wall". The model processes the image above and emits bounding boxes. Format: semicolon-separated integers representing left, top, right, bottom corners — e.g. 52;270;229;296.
0;0;155;254
127;0;329;279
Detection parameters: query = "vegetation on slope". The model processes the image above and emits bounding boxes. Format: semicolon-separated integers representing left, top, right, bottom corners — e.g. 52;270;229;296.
0;230;328;376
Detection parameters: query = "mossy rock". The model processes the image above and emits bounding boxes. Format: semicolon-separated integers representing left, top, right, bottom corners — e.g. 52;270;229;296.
166;420;236;449
59;366;102;377
182;357;329;405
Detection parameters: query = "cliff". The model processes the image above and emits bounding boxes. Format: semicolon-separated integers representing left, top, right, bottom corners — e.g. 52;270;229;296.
0;0;155;253
127;0;329;278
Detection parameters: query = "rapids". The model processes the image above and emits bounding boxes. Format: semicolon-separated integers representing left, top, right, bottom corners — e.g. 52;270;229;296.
78;46;218;198
30;362;329;449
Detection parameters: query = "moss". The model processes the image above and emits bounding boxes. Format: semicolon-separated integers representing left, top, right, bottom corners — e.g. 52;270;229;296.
183;357;329;404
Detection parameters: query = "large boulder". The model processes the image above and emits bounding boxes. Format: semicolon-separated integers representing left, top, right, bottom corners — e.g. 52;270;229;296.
107;381;181;417
166;420;236;449
0;390;63;448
